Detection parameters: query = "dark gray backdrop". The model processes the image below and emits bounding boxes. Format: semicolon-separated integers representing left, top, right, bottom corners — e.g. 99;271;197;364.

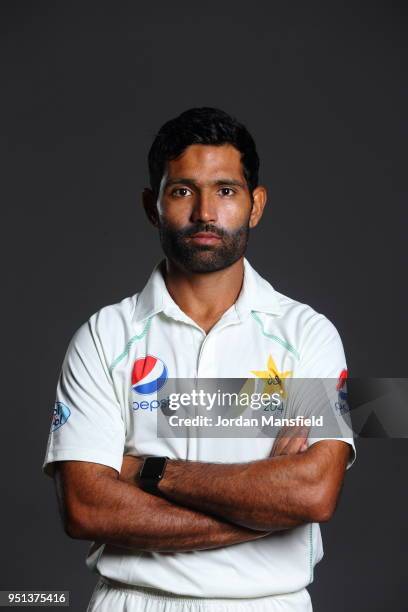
2;1;407;610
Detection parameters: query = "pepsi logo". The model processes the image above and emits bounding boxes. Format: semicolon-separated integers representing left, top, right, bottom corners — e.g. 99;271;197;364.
131;355;168;395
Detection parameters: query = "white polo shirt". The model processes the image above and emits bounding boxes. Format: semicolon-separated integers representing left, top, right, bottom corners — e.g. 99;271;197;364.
42;256;356;598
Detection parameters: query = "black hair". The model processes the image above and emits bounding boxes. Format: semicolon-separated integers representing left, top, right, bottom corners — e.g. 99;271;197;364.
147;107;260;200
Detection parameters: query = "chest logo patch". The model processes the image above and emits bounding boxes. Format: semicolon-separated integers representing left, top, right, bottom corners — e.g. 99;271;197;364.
131;355;168;395
250;354;293;398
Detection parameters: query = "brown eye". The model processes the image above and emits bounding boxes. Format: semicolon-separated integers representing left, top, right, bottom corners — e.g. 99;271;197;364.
171;188;192;197
218;188;235;196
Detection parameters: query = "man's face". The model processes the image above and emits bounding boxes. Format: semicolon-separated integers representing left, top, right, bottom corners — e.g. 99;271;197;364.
150;144;265;273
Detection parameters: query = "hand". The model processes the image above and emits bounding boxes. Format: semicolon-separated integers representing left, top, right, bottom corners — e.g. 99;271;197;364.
270;425;309;457
119;454;145;485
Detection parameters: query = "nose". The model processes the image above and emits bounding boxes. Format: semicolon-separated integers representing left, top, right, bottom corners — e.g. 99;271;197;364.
190;190;218;225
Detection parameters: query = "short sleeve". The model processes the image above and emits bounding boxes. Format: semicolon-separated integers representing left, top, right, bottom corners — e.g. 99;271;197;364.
291;313;356;470
42;315;126;478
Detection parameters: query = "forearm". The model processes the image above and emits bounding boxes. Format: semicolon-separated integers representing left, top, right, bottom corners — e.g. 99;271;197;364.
64;463;271;552
158;449;328;531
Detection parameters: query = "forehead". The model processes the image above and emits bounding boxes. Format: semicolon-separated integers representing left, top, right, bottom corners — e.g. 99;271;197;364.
164;144;245;180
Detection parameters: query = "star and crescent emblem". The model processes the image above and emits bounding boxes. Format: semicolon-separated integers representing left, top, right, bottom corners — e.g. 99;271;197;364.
250;354;292;398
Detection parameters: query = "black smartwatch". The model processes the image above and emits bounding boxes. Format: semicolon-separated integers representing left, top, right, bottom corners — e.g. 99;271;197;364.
139;456;169;494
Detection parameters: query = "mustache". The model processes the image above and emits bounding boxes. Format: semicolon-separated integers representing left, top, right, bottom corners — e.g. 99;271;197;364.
179;224;225;238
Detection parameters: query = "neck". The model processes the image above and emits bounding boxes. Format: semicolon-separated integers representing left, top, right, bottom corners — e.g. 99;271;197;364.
162;256;245;321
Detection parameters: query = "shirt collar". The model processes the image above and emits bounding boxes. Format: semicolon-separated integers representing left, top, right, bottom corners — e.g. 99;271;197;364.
133;256;282;324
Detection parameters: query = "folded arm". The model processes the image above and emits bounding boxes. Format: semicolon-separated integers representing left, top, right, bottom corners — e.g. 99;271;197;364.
54;460;271;552
156;438;351;531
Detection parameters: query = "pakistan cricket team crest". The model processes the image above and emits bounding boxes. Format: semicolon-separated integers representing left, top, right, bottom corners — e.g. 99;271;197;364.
250;353;293;398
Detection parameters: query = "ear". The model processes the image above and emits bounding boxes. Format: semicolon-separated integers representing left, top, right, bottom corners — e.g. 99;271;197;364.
248;185;267;229
142;188;159;228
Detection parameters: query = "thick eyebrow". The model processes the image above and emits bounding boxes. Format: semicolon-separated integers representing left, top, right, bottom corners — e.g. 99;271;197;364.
163;177;246;190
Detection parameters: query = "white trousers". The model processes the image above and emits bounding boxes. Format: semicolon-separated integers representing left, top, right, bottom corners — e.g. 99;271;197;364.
87;578;313;612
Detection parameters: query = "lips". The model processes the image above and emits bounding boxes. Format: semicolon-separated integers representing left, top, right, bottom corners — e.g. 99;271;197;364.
189;232;222;244
190;232;221;239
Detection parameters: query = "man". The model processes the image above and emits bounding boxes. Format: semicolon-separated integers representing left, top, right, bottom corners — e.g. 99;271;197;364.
42;107;356;612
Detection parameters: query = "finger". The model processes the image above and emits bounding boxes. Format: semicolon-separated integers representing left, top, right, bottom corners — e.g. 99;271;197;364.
272;426;307;456
285;426;309;454
270;426;289;455
273;435;296;456
280;435;307;455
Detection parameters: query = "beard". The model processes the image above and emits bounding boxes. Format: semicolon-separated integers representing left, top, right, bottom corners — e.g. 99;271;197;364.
157;218;251;273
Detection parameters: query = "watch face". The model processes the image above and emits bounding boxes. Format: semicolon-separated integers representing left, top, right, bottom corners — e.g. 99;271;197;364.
142;456;167;479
